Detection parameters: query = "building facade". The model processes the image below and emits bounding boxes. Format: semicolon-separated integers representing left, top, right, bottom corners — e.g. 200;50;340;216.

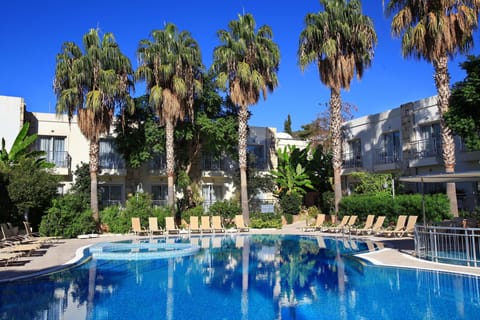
0;95;309;212
341;96;480;211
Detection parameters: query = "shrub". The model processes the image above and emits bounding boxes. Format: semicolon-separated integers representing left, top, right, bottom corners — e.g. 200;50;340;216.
39;194;96;238
182;205;205;222
208;200;241;227
284;213;293;224
249;212;282;229
279;192;302;215
307;206;320;218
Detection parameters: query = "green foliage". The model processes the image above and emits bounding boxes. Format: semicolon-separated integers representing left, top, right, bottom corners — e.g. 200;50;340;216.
321;191;335;215
307;206;320;218
249;212;282;229
445;55;480;151
279;192;303;215
181;205;205;222
39;194;96;238
339;193;451;224
284;114;293;135
6;157;59;227
271;145;314;197
100;193;171;233
284;213;294;224
208;200;241;227
70;162;91;205
350;172;394;195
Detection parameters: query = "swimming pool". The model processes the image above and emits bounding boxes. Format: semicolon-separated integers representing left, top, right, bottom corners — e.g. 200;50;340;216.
0;235;479;319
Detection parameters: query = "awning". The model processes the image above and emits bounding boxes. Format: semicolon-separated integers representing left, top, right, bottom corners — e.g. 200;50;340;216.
399;171;480;183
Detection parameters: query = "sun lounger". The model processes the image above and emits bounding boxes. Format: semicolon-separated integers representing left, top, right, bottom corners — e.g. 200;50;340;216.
234;215;249;232
212;216;225;233
352;215;375;235
396;215;418;237
189;216;201;234
200;216;213;233
23;221;58;243
165;217;180;235
131;217;149;236
148;217;163;235
329;215;350;233
343;215;358;233
303;214;326;232
379;215;407;237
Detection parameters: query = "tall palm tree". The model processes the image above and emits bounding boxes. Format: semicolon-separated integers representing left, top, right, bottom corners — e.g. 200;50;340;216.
136;23;203;209
212;13;280;223
54;29;134;223
298;0;377;213
387;0;480;217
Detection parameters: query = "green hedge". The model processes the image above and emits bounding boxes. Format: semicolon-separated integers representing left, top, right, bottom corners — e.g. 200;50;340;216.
339;193;452;224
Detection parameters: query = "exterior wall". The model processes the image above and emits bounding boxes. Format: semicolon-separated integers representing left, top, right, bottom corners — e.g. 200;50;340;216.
341;95;480;211
1;95;310;211
0;96;25;151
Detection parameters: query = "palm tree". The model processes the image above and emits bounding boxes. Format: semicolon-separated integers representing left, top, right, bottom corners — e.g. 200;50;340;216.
136;23;203;209
54;29;134;223
298;0;377;213
387;0;480;217
212;13;280;222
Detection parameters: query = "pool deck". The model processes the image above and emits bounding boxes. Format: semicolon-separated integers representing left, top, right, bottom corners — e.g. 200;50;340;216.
1;221;480;282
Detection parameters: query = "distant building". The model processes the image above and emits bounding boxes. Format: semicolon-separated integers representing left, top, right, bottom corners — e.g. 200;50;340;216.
0;95;308;212
341;96;480;211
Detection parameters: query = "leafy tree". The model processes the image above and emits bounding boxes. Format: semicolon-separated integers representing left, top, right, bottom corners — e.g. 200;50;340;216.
54;28;135;223
298;0;377;213
136;23;203;210
284;114;293;136
270;145;314;197
349;172;394;195
70;162;91;206
445;55;480;151
213;13;280;222
6;157;59;227
387;1;480;217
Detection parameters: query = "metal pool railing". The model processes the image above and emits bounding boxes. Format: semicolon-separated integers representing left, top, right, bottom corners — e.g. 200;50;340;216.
415;225;480;267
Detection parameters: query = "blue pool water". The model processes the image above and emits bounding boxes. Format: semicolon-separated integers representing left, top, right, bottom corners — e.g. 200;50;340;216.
1;235;479;319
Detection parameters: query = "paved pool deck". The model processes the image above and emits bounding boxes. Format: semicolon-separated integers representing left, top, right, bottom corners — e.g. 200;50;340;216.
1;221;480;282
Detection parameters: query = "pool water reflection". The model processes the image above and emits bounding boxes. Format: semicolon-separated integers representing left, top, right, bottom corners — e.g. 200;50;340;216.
0;235;479;319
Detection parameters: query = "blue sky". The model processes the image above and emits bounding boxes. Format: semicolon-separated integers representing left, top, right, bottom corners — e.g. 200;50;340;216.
1;0;479;131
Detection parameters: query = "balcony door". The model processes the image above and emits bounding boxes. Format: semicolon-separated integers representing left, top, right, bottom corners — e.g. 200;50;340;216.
37;136;66;167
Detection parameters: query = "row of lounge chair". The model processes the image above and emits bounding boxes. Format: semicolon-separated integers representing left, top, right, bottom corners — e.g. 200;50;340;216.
1;221;58;266
131;215;250;236
304;214;418;238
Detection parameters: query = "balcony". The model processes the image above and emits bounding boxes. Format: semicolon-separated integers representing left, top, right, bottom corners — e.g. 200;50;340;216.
99;154;126;176
201;156;237;176
342;152;363;170
408;139;442;167
45;151;71;176
373;149;401;171
148;155;167;176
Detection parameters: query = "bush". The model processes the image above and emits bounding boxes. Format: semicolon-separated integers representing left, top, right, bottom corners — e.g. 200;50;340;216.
39;194;96;238
284;213;293;224
279;192;302;215
208;200;241;227
339;193;451;224
100;193;172;233
249;212;282;229
181;205;205;222
307;206;320;218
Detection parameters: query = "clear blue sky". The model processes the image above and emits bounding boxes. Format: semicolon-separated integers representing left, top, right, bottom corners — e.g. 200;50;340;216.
1;0;479;131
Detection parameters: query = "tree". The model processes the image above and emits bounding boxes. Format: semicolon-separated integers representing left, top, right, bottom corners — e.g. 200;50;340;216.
284;114;293;136
445;55;480;151
136;23;203;210
54;28;135;223
298;0;377;213
387;0;480;217
213;13;280;222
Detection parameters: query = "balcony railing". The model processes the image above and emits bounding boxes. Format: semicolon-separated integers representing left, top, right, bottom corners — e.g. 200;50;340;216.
409;139;442;160
415;224;480;267
202;156;237;172
45;151;71;168
99;153;125;170
374;149;401;165
342;152;362;169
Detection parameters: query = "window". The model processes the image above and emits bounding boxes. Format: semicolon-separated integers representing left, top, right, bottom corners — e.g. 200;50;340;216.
149;153;166;170
202;185;224;211
99;185;122;207
37;136;67;167
152;185;168;207
247;144;267;170
419;123;441;156
344;139;362;168
99;139;125;169
380;131;400;163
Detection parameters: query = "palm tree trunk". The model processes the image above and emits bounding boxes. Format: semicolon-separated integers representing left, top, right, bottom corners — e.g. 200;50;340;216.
434;55;458;217
89;140;99;223
166;119;175;210
238;104;250;223
330;88;343;213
